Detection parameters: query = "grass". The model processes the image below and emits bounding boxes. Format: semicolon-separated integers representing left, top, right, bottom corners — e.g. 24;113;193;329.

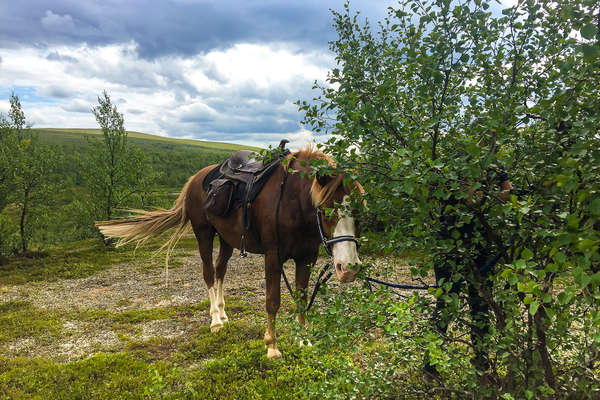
0;301;62;343
0;239;153;285
0;282;363;400
0;344;361;400
0;294;372;399
0;231;435;400
0;235;199;285
34;128;261;152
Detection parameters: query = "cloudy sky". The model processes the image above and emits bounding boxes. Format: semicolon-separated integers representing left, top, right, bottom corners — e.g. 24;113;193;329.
0;0;397;148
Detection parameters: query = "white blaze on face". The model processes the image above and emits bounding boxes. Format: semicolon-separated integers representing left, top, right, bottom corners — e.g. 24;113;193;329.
331;195;360;281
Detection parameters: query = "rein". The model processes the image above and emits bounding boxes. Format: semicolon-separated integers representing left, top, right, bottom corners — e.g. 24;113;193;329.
365;236;516;291
365;250;504;290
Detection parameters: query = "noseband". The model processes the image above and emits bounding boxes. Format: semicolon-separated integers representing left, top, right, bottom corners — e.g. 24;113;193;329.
316;206;359;257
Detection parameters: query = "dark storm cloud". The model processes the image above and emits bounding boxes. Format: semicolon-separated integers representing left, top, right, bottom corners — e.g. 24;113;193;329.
0;0;391;59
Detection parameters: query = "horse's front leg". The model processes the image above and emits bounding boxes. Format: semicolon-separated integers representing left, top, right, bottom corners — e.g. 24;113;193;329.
264;250;282;359
295;256;315;346
294;257;313;326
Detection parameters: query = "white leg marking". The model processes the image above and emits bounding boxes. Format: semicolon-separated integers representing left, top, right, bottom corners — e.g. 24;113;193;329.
296;315;312;347
216;279;228;323
208;286;223;332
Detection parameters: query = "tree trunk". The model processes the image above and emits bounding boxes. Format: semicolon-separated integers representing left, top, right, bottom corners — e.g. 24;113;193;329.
20;188;29;253
534;308;557;393
107;167;115;220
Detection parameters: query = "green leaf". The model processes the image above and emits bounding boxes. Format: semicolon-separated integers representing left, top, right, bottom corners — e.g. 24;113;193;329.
529;300;539;316
591;272;600;286
521;248;533;260
542;293;552;303
552;252;566;264
577;238;598;252
580;44;600;58
581;23;598;40
545;263;558;273
590;198;600;216
558;291;573;305
574;267;591;287
532;270;546;280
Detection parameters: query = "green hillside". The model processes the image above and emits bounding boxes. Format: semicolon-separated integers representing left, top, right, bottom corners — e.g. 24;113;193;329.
0;128;263;248
34;128;260;152
31;128;260;190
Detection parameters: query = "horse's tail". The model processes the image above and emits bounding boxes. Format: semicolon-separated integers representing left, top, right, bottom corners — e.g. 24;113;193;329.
95;175;194;260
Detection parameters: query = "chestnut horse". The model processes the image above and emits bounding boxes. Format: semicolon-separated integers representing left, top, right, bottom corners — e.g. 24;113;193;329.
96;148;362;358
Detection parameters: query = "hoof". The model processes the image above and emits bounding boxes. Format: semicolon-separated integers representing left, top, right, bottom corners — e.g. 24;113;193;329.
211;323;223;333
221;315;229;324
267;348;282;359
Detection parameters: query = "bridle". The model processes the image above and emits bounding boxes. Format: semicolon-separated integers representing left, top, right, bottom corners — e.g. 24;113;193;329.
273;159;360;312
316;205;359;258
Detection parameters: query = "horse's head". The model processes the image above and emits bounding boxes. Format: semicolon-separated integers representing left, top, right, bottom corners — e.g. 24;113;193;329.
312;173;363;283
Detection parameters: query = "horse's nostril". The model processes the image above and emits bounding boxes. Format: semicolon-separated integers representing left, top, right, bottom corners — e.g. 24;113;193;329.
336;263;343;271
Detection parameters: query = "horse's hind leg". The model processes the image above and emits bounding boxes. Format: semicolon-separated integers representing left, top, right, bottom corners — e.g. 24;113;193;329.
193;225;223;332
215;235;233;324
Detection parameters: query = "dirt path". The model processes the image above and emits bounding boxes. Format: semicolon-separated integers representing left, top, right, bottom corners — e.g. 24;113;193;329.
1;242;420;362
1;249;270;360
1;250;264;312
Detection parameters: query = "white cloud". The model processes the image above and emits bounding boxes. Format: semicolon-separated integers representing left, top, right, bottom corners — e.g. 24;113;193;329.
0;42;333;148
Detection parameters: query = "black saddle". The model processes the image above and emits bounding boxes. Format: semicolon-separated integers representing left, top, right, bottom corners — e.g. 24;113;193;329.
226;150;264;173
203;139;290;256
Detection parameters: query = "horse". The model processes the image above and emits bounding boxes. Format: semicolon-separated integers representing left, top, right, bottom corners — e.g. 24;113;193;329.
95;147;363;359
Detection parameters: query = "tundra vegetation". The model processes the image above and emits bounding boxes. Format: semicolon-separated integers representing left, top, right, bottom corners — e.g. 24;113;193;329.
85;91;161;223
0;0;599;398
0;93;240;254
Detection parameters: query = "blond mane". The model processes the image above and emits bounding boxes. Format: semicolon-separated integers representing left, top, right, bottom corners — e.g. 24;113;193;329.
291;146;362;207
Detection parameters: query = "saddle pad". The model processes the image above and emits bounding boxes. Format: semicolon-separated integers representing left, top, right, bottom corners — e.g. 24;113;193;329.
202;163;224;193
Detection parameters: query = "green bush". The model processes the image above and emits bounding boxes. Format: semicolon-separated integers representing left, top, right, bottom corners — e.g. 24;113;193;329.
300;0;600;397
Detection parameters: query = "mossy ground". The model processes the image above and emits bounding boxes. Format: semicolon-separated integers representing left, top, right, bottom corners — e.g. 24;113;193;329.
0;237;343;399
0;236;430;399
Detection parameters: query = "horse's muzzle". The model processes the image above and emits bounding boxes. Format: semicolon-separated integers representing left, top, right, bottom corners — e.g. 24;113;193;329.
335;262;358;282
